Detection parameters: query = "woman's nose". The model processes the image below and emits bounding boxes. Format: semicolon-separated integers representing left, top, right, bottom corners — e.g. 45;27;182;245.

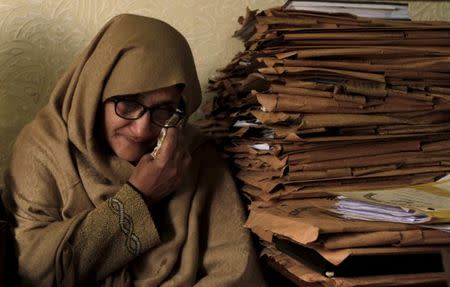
130;112;153;138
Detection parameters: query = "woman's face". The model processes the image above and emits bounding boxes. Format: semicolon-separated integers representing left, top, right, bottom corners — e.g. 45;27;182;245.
102;85;181;162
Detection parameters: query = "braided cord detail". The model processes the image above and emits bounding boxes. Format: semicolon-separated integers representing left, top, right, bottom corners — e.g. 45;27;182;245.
107;197;141;256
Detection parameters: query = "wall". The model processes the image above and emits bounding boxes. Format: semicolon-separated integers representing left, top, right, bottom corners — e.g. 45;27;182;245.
0;0;449;182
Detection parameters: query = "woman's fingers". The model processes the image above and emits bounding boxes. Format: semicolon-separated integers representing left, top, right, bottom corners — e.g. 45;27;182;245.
129;127;192;205
182;148;192;169
156;127;178;161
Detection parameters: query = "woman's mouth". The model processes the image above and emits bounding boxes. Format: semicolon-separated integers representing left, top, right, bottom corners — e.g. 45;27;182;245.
122;134;156;149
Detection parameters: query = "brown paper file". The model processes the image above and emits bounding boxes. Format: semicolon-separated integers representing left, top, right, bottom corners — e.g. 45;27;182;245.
256;16;318;26
287;168;353;181
377;123;450;135
238;72;271;92
407;111;450;124
280;57;450;73
262;245;324;287
226;142;282;156
236;171;283;193
291;46;450;59
289;165;450;183
250;110;300;124
423;139;450;152
285;165;450;183
283;79;335;90
386;70;450;80
292;151;421;171
256;93;363;113
298;114;412;129
259;66;386;82
270;83;370;105
356;165;450;178
255;92;435;114
430;92;450;103
270;84;334;98
269;38;450;47
234;155;287;171
245;198;416;246
342;79;387;98
242;172;444;201
287;139;421;163
283;31;450;41
323;229;450;250
288;133;450;143
430;86;450;95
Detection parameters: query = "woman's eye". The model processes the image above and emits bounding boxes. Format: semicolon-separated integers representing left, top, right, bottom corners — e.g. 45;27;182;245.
117;100;142;115
152;109;175;122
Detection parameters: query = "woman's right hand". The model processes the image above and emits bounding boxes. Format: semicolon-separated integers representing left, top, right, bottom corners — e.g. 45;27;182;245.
128;127;191;205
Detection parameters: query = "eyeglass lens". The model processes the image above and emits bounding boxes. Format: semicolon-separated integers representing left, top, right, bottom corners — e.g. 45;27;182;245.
115;99;180;126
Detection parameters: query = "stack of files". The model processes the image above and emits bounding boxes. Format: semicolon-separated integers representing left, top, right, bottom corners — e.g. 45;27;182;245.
225;136;450;202
283;0;409;20
245;198;450;286
194;3;450;286
196;5;450;202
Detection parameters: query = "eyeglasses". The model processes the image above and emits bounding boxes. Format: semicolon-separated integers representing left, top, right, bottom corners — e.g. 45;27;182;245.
109;97;185;127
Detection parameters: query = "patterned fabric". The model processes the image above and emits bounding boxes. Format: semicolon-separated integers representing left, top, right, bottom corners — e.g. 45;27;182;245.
107;197;141;256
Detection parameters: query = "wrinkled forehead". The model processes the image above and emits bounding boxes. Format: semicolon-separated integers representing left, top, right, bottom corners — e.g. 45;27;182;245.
116;85;184;108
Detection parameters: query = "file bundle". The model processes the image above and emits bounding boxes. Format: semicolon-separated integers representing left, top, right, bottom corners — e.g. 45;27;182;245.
195;5;450;286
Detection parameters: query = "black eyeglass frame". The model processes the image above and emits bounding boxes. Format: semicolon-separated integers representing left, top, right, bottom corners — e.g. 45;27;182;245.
109;97;185;128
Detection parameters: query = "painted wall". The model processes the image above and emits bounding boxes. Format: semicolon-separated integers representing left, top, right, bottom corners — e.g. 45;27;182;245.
0;0;449;181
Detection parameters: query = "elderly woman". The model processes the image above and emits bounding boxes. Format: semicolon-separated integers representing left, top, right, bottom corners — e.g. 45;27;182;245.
2;14;266;287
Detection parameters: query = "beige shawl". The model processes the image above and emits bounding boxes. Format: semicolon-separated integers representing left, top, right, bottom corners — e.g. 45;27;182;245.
3;14;266;287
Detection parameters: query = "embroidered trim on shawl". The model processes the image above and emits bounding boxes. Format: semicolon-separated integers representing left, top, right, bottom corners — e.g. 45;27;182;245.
107;197;141;255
